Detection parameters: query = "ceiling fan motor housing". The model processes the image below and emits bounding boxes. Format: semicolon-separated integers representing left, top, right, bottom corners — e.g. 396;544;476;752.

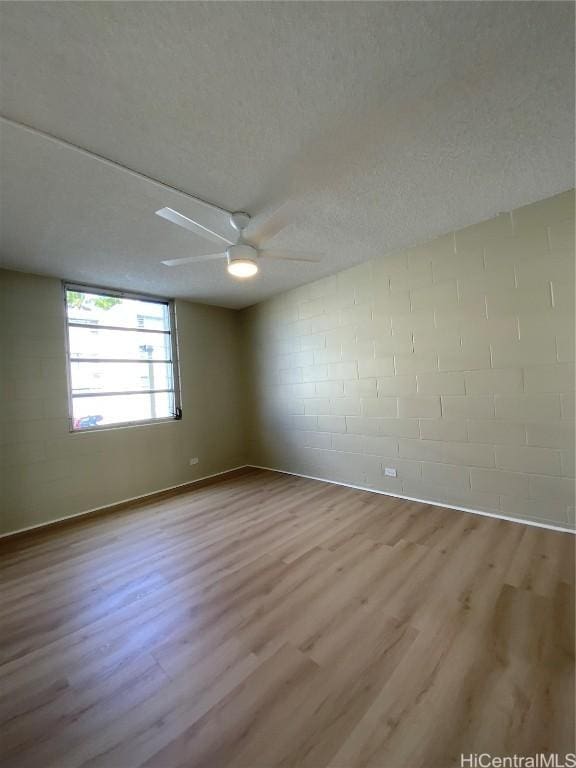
226;243;258;264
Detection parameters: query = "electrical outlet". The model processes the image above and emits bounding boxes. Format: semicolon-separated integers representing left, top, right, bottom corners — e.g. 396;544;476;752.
384;467;397;478
189;457;199;466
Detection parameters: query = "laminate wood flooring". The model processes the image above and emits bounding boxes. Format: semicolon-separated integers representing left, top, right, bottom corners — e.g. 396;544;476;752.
0;468;574;768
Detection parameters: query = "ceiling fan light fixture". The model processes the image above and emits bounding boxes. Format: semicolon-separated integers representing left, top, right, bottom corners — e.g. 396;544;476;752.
227;258;258;278
226;244;259;278
155;204;322;275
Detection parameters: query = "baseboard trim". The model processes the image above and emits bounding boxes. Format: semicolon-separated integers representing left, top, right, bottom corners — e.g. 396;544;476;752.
0;465;252;541
249;464;575;534
2;462;572;541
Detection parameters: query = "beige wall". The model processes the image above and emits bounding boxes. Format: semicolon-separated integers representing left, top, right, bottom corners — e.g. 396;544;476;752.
242;190;575;529
1;190;574;535
0;269;246;534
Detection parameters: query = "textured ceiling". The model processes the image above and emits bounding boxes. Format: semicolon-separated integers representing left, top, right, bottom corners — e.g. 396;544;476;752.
0;1;574;309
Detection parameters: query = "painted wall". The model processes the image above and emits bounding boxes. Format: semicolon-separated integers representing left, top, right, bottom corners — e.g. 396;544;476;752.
242;190;575;529
1;190;574;535
0;269;246;534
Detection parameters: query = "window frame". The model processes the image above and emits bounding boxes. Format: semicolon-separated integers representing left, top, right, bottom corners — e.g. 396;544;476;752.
62;281;182;433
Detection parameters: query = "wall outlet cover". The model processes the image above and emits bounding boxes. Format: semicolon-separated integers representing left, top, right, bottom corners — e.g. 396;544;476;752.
189;457;199;465
384;467;397;477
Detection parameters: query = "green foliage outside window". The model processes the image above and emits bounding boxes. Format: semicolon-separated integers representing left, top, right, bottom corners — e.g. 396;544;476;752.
66;291;121;311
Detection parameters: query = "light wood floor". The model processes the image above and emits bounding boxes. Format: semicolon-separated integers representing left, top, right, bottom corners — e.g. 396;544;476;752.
0;468;574;768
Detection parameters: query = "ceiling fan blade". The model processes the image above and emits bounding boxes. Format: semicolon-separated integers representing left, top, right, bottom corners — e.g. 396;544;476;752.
162;252;226;267
156;207;234;246
260;249;323;263
243;201;297;246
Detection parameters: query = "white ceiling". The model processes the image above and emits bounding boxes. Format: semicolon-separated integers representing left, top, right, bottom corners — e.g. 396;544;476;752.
0;2;574;309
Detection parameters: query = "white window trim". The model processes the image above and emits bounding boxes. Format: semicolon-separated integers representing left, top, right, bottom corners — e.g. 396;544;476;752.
62;281;182;432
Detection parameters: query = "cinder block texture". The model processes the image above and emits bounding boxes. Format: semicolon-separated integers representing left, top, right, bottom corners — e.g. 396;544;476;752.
242;190;575;528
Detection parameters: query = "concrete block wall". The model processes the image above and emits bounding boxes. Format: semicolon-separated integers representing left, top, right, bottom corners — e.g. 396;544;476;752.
242;190;575;529
1;190;574;534
0;269;247;534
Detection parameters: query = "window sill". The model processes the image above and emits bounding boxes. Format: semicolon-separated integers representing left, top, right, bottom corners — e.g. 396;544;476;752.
69;416;181;434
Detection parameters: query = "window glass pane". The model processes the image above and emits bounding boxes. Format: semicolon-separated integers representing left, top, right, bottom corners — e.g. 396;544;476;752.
72;392;175;429
70;361;173;395
68;327;172;361
65;284;180;430
66;290;169;330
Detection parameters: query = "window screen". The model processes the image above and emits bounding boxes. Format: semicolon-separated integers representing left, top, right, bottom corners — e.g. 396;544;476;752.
64;284;181;430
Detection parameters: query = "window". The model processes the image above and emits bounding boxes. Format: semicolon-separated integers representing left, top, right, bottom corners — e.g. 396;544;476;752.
64;284;181;431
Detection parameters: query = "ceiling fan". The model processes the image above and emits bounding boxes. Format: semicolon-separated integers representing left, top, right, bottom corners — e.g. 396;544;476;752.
155;202;322;278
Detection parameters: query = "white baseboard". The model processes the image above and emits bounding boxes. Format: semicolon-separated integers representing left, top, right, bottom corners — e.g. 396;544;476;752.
249;464;576;534
0;465;250;539
3;462;573;539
